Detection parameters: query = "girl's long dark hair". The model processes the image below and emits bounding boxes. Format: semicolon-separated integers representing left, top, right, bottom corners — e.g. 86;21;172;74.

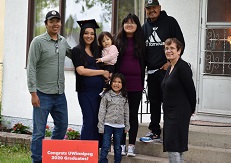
114;13;145;58
77;28;100;66
105;73;127;99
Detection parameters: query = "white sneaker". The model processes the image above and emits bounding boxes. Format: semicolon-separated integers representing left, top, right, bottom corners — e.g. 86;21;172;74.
121;145;126;156
127;145;136;157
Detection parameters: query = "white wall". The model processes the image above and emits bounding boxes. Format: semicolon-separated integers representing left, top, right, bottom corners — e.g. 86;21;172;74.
2;0;30;120
1;0;82;129
1;0;201;129
159;0;200;82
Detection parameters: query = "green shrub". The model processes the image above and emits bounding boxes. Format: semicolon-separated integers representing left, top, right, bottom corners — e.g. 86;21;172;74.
11;123;31;134
45;125;52;137
64;128;80;140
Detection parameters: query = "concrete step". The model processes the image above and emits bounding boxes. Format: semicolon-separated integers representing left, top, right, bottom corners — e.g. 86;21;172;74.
108;152;168;163
107;140;231;162
138;123;231;149
103;123;231;162
135;140;231;162
185;144;231;162
188;125;231;149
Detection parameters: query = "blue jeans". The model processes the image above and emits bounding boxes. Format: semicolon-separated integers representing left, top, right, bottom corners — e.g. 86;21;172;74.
31;90;68;162
99;125;124;163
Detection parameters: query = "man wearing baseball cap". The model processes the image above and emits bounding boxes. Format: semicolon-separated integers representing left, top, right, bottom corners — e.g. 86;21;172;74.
27;10;71;163
45;10;61;20
140;0;185;146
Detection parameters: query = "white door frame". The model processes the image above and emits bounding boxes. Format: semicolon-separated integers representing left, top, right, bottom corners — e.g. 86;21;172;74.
197;0;231;117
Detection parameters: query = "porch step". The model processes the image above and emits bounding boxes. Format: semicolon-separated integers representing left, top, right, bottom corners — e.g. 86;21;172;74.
138;123;231;149
135;140;231;162
108;152;168;163
108;123;231;162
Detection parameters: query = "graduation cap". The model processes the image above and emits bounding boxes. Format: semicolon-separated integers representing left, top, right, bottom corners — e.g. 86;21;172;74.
77;19;100;30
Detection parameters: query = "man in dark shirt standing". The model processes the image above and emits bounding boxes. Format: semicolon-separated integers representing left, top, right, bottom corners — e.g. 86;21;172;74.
140;0;185;143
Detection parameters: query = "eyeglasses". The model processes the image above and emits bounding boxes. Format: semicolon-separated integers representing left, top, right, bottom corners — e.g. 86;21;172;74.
54;42;59;54
164;47;176;52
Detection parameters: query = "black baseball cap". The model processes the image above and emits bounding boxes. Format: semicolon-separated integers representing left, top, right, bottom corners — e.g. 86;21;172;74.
145;0;159;8
45;10;61;20
77;19;100;30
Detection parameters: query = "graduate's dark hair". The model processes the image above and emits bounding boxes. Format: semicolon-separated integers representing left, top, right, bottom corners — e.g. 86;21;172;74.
77;27;100;66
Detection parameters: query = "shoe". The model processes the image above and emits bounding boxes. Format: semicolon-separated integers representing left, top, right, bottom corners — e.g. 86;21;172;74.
139;132;160;143
121;145;126;156
127;145;136;157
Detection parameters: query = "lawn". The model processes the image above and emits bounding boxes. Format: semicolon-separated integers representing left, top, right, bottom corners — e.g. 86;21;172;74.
0;144;31;163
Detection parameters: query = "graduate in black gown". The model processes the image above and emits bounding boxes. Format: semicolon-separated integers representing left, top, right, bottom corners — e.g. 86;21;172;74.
71;19;110;145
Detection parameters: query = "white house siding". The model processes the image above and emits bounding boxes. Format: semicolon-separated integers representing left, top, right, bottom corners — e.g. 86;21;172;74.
2;0;31;124
159;0;200;82
5;0;227;129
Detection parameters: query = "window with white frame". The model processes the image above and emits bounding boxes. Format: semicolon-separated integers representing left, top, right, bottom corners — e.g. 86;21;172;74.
26;0;112;70
27;0;146;69
63;0;112;69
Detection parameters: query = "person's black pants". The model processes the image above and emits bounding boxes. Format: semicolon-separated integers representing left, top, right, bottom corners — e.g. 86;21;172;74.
147;69;166;136
121;91;142;145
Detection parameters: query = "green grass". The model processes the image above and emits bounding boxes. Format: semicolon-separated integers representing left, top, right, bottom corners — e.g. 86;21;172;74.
0;144;31;163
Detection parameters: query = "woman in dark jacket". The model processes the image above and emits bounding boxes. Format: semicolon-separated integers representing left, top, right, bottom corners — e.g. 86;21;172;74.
161;38;196;163
114;13;145;157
